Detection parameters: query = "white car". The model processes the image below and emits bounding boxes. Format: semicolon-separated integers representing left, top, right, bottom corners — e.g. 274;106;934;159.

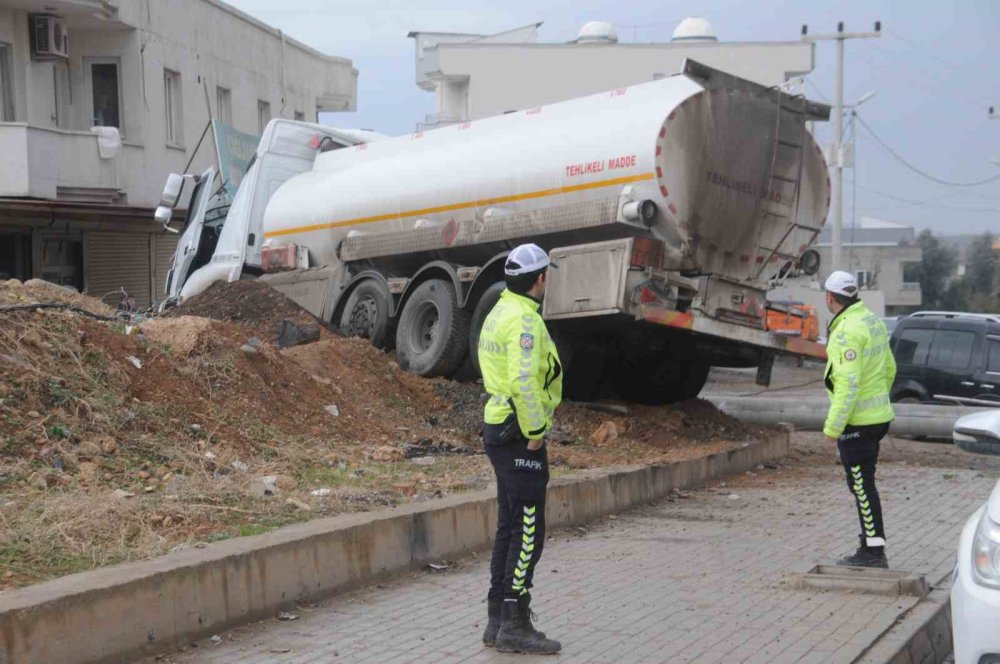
952;410;1000;664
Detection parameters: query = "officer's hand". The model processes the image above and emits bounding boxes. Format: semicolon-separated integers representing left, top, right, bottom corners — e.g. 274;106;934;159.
527;438;544;451
824;435;838;445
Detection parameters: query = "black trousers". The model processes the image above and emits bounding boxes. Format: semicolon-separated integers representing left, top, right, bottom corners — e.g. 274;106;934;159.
483;419;549;600
837;422;890;548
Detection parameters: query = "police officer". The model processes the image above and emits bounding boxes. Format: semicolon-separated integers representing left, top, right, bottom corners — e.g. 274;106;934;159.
478;243;563;655
822;271;896;568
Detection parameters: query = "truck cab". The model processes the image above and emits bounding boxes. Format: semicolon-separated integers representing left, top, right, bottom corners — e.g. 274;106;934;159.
154;120;384;307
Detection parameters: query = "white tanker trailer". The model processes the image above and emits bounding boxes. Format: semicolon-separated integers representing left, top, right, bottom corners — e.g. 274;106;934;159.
157;60;830;403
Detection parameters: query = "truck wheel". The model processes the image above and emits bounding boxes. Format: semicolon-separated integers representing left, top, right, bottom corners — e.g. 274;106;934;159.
612;355;709;405
468;282;505;376
675;360;710;401
340;280;394;350
395;279;470;377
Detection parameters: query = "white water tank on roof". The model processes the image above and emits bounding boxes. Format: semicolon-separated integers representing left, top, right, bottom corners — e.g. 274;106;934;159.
576;21;618;44
672;17;717;42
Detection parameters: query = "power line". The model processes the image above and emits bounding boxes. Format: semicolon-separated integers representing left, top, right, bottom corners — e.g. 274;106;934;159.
804;78;830;102
846;178;1000;213
855;114;1000;188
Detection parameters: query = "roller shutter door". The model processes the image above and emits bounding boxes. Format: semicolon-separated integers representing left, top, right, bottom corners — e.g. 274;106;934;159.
87;232;152;310
152;234;179;303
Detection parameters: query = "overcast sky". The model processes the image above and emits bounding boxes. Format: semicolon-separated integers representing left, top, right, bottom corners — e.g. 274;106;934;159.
227;0;999;236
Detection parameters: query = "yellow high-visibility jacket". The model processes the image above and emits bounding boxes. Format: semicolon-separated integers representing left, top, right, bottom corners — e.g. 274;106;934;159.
824;300;896;438
479;289;563;440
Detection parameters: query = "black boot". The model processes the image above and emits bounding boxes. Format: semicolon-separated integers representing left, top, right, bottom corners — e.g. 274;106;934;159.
837;536;888;568
496;596;561;655
482;597;502;647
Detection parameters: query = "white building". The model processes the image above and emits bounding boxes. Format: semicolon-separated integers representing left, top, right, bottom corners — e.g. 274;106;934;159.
0;0;357;306
814;217;922;314
410;18;814;129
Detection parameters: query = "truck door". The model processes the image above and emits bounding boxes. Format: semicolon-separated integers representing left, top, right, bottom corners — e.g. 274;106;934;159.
166;167;216;299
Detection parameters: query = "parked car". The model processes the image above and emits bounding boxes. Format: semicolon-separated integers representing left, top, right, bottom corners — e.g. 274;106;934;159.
951;411;1000;663
883;316;900;335
889;311;1000;405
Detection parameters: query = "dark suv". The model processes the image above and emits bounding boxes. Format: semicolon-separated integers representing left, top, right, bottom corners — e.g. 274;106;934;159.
890;311;1000;405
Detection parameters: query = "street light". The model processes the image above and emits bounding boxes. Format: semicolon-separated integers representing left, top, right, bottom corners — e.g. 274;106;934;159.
852;90;878;108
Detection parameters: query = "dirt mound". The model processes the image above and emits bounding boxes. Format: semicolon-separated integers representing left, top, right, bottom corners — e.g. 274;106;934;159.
141;316;220;356
0;278;115;317
0;280;773;590
165;280;331;342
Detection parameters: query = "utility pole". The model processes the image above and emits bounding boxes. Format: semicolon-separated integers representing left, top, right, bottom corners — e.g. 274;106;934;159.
802;21;881;272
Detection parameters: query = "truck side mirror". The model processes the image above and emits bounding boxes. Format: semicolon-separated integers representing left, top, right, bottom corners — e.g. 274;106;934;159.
154;206;179;233
160;173;185;208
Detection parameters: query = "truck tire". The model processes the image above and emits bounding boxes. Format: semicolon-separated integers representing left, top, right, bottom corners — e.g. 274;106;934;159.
395;279;470;377
612;355;709;405
468;282;505;376
340;280;394;350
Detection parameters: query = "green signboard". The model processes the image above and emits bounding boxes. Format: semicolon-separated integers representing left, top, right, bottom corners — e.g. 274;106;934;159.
212;120;260;191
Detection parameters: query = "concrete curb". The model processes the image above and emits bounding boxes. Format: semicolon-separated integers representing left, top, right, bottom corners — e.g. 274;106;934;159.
858;576;953;664
0;431;789;664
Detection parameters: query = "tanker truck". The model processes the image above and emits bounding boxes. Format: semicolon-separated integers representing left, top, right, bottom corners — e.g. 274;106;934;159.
155;60;830;404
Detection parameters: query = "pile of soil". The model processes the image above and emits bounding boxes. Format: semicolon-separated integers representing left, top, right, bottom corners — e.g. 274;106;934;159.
164;280;331;342
0;280;770;590
0;278;115;317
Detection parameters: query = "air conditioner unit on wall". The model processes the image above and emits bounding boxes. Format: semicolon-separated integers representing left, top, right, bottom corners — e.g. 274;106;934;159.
30;14;69;60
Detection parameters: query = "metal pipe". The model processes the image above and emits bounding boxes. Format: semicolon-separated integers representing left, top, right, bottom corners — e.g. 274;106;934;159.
705;396;991;439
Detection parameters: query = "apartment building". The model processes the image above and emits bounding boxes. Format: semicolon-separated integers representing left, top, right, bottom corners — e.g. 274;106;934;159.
0;0;356;307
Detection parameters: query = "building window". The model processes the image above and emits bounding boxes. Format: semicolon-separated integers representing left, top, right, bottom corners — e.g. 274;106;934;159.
164;69;183;145
257;100;271;134
294;110;305;122
216;86;232;125
88;59;122;130
40;236;84;291
0;42;13;121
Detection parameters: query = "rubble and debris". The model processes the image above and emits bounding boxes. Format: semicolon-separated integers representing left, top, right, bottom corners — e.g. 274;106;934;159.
277;319;321;349
324;404;340;417
589;421;619;446
285;498;311;511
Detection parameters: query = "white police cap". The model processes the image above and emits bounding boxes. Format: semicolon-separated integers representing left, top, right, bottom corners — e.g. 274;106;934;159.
504;243;558;276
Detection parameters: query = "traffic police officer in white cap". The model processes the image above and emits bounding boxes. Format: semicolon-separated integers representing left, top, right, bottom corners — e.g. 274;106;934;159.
477;243;563;654
823;270;896;568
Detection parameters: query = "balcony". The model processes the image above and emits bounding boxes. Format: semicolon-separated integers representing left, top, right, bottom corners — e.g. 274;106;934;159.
0;123;147;204
889;282;923;307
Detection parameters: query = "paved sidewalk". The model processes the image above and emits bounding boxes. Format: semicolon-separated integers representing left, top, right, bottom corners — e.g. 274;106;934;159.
148;446;997;664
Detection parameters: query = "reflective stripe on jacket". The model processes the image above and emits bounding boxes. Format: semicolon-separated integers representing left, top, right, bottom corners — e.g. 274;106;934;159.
823;300;897;438
479;289;563;440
